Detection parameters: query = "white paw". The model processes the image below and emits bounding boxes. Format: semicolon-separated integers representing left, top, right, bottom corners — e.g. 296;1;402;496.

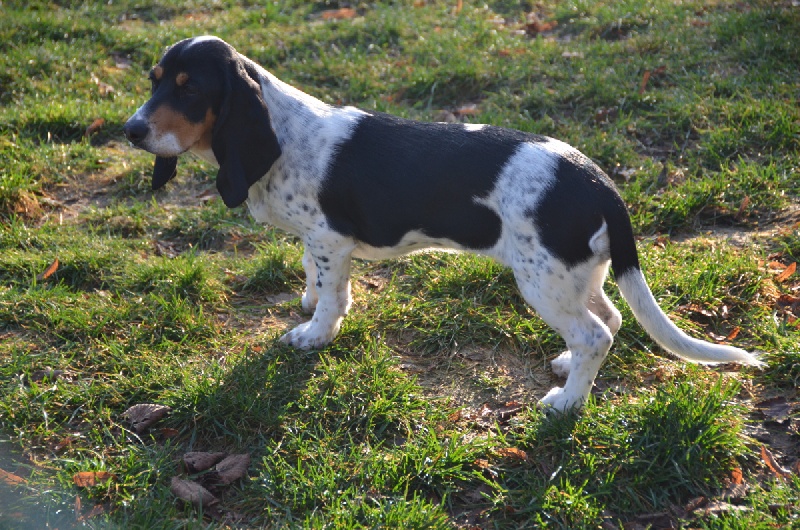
279;321;333;350
540;386;583;413
301;291;318;314
551;351;572;378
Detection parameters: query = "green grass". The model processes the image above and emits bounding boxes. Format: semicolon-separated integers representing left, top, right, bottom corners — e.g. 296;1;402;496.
1;1;799;528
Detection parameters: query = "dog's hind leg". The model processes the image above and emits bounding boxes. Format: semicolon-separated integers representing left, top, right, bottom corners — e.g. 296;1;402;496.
551;260;621;379
513;255;614;411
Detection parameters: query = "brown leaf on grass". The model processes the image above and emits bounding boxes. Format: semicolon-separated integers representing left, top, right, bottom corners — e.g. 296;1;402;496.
776;294;800;317
766;260;789;271
160;427;180;439
122;403;172;434
685;495;707;512
776;262;797;283
454;103;480;116
755;397;796;423
525;14;557;35
319;8;356;20
214;453;251;484
725;326;741;341
454;0;463;15
37;258;59;281
170;477;218;509
0;468;27;486
496;401;524;420
639;69;651;95
496;447;529;462
731;467;743;485
761;445;793;479
735;195;751;220
72;471;114;488
84;118;105;137
183;452;227;474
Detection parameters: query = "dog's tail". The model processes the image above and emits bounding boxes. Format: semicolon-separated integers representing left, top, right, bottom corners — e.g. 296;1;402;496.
606;206;764;366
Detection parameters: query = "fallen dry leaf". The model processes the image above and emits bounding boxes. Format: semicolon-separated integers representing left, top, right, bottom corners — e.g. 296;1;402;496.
84;118;105;137
755;397;796;423
160;427;180;439
525;13;557;36
735;195;751;220
454;103;480;116
73;471;114;488
37;258;59;281
761;445;793;480
170;477;218;509
0;468;27;486
776;262;797;283
639;70;651;95
122;403;172;434
214;453;251;484
319;7;356;20
184;452;227;474
496;401;524;421
496;447;529;462
725;326;741;341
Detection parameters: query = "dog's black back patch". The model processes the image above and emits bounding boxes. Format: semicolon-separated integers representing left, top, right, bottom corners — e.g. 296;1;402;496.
530;154;640;275
320;113;543;250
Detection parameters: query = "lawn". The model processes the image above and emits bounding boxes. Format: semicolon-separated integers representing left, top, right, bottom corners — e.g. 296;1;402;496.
0;0;799;528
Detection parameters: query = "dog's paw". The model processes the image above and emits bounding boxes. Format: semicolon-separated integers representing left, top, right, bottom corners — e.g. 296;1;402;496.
301;290;318;314
539;386;583;414
551;351;572;378
279;321;333;350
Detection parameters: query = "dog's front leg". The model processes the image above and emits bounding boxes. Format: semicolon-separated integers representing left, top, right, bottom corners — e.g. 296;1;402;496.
280;243;353;350
300;248;319;314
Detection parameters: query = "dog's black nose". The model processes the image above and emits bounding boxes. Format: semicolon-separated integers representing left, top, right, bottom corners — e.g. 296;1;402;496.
123;119;149;145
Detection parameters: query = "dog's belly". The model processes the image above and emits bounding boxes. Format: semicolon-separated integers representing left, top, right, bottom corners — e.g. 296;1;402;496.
351;230;474;260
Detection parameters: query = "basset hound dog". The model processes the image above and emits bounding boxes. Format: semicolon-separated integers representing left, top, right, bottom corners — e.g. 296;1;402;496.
124;36;762;411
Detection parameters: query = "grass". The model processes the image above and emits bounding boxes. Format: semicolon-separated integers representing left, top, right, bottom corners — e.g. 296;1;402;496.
1;0;799;528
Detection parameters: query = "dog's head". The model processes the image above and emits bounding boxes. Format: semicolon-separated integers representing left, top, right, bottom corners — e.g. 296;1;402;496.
123;36;281;207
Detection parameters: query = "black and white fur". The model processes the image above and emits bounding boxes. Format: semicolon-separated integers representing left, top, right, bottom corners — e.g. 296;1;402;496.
124;37;763;411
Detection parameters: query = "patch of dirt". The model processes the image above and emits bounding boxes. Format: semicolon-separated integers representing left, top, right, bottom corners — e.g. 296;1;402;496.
390;338;556;409
680;202;800;248
43;142;219;224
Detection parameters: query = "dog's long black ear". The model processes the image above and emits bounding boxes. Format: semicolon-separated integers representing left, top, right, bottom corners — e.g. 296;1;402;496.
152;156;178;190
212;57;282;208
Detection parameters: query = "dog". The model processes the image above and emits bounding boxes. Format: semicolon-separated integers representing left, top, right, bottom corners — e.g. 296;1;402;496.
123;36;762;411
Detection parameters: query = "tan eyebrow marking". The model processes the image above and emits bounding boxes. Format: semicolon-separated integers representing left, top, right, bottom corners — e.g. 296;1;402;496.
176;72;189;86
151;65;164;80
